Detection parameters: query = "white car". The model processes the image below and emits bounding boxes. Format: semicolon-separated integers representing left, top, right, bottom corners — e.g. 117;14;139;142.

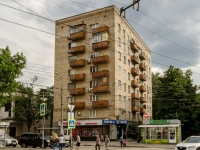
6;135;18;147
174;136;200;150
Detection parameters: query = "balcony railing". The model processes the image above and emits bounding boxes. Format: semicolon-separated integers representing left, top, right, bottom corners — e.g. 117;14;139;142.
139;63;146;71
130;43;139;53
92;70;109;78
131;68;139;76
70;31;85;41
70;102;85;110
92;85;109;93
92;26;109;34
131;93;139;99
139;52;146;60
92;55;109;65
140;108;146;114
131;55;139;64
92;100;109;108
70;73;85;82
140;97;146;103
139;74;146;81
131;80;139;88
132;105;139;112
140;85;146;92
70;59;86;68
92;41;109;50
70;88;85;95
70;45;85;54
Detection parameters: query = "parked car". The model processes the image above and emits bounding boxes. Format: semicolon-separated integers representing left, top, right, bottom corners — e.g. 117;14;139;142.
18;132;49;148
5;134;18;147
174;136;200;150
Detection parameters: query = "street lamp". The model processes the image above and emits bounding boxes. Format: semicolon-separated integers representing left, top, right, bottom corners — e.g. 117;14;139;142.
55;72;63;135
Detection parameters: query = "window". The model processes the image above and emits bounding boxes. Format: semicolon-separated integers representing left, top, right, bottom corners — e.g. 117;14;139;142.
123;56;126;64
124;96;126;103
68;69;76;76
90;95;98;102
128;111;130;120
70;26;78;34
68;83;76;90
93;33;103;43
118;66;121;74
90;52;98;59
68;56;76;62
118;95;122;103
128;47;130;55
118;24;121;33
90;80;98;88
124;83;126;92
90;66;98;74
123;43;126;50
69;42;77;49
68;97;75;104
90;38;93;46
123;29;125;37
128;35;130;41
118;52;121;60
89;110;97;118
128;98;130;105
123;69;126;78
118;38;121;46
118;80;121;89
90;23;99;31
128;60;130;67
128;85;130;93
128;72;130;80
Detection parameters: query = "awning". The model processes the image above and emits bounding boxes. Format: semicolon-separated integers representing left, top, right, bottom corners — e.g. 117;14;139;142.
138;124;180;127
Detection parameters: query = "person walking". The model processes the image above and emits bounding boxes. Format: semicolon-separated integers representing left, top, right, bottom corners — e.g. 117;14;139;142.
100;134;104;146
119;136;123;148
50;133;59;150
104;135;110;150
95;135;100;150
76;134;81;150
58;134;65;150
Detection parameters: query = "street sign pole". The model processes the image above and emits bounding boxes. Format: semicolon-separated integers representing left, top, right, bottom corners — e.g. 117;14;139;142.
40;103;46;150
68;104;75;150
144;113;148;146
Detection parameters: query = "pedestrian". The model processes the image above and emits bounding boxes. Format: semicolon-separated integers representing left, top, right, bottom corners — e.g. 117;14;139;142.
100;134;104;146
76;134;81;150
104;135;110;150
58;134;65;150
95;135;101;150
50;133;59;150
119;136;123;148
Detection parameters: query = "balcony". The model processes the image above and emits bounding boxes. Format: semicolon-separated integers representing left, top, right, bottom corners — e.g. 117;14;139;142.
140;85;146;92
140;108;146;114
92;100;109;108
70;73;85;82
92;26;109;34
70;59;86;68
139;52;146;60
131;55;139;64
92;55;109;65
131;80;139;88
131;68;139;76
140;97;146;103
70;102;85;110
130;43;139;53
70;45;85;54
92;41;109;50
92;85;109;93
131;93;139;99
139;74;146;81
70;31;85;41
132;105;139;112
70;88;85;95
92;70;109;78
139;63;146;71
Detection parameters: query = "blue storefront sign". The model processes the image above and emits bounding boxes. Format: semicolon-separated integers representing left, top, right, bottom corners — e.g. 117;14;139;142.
102;120;116;124
118;120;128;124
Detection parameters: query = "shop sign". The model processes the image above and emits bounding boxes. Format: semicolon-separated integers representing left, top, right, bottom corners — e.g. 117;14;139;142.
102;120;116;124
144;139;169;144
118;120;128;124
150;120;170;125
61;120;102;126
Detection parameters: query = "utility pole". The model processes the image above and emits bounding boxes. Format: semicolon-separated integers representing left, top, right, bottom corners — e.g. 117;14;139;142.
120;0;140;18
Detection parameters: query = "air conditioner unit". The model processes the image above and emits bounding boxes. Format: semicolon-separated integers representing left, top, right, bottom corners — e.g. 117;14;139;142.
88;88;92;92
87;59;91;64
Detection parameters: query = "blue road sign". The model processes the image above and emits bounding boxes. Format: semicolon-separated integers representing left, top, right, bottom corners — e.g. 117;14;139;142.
68;119;76;129
40;103;46;116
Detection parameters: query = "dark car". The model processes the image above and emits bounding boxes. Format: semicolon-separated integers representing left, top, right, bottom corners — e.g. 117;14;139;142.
18;132;49;148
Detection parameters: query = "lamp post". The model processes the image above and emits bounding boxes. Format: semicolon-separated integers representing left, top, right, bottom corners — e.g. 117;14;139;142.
56;72;63;135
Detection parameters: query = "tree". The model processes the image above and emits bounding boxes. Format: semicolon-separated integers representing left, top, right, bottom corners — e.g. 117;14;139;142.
152;65;199;139
0;46;26;107
127;122;141;139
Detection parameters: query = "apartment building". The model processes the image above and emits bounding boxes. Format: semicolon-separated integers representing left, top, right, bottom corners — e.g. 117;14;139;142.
54;5;152;140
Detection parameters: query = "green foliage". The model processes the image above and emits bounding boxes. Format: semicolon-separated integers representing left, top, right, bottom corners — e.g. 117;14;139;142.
127;122;141;139
0;46;26;106
152;65;199;139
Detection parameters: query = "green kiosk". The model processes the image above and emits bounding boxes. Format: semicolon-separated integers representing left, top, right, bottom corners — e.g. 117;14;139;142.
138;119;182;144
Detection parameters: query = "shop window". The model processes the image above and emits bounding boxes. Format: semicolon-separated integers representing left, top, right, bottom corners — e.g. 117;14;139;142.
89;110;97;118
146;127;168;140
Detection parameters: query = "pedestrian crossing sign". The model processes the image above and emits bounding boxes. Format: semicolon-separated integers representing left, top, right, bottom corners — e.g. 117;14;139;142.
40;103;46;116
68;119;76;129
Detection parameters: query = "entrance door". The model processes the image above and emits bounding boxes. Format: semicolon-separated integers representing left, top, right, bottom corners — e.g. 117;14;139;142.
168;128;176;143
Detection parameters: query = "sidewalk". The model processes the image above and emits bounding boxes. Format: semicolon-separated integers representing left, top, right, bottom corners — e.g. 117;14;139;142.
81;140;176;149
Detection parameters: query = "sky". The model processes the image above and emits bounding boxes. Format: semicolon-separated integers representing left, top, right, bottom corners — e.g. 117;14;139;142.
0;0;200;90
